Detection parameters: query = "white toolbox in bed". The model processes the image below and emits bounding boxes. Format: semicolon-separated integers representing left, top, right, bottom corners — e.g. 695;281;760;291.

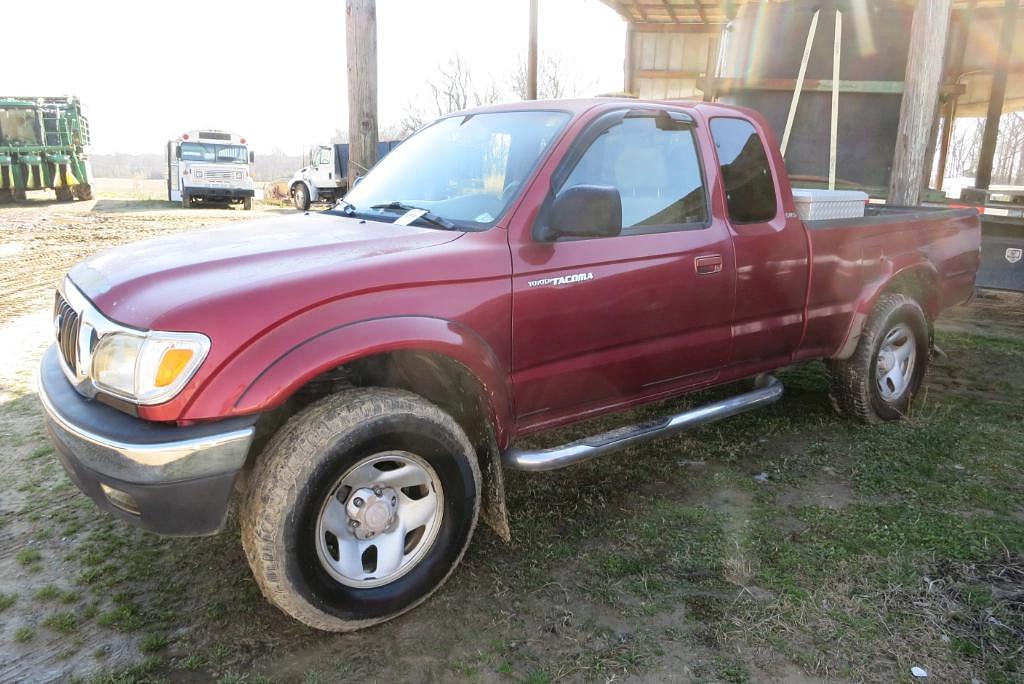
791;189;869;221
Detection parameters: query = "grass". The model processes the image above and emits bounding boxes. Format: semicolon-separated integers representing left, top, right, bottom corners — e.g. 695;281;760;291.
43;611;79;634
15;626;36;643
2;322;1021;683
16;547;42;566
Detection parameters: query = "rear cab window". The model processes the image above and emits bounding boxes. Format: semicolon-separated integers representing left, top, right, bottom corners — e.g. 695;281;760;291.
560;114;709;235
709;117;778;224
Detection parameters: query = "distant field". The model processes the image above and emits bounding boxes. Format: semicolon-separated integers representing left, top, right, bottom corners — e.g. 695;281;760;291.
91;177;168;201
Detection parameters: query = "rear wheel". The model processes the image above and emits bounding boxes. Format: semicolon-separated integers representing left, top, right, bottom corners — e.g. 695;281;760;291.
241;388;481;631
73;184;92;201
829;293;930;422
55;186;74;202
293;183;310;211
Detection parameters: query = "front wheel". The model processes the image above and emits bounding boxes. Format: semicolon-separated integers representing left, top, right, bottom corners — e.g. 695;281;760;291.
293;184;310;211
242;197;253;210
181;191;191;209
829;293;930;422
241;388;481;631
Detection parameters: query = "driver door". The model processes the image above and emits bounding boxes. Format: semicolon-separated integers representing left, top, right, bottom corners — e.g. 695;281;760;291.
510;110;736;432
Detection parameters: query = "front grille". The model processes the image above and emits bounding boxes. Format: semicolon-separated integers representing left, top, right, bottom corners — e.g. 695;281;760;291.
204;170;236;182
54;291;80;374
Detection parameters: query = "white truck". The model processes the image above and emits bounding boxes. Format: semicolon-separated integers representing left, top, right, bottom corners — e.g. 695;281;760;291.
167;130;255;210
289;141;399;211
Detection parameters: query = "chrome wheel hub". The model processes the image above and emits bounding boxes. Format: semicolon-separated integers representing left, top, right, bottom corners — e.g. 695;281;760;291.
875;323;916;402
315;451;444;588
346;486;398;539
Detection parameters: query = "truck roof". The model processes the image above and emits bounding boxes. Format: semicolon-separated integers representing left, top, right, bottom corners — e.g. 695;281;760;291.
454;97;761;120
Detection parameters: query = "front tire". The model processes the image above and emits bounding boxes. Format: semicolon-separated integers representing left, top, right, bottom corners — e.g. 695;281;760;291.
829;293;930;422
181;191;191;209
243;197;253;210
241;388;481;631
293;183;310;211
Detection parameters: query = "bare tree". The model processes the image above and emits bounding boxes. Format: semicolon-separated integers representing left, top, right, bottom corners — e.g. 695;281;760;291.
510;52;591;100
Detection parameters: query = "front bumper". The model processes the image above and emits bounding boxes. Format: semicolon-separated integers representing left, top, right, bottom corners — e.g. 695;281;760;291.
183;186;254;199
37;345;258;535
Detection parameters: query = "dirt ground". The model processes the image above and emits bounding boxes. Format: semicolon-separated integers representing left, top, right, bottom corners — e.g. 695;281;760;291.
1;184;1022;683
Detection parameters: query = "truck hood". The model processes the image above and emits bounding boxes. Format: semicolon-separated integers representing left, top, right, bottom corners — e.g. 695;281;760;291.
69;211;462;330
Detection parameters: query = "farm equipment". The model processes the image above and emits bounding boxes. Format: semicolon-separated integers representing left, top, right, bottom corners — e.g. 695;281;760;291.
0;96;92;203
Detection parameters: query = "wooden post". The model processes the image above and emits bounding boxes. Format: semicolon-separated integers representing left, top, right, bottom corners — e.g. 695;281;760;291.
974;0;1017;190
346;0;379;187
888;0;952;206
931;10;970;192
702;33;720;102
527;0;539;100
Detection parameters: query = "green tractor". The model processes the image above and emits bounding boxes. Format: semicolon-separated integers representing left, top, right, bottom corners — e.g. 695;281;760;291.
0;96;93;203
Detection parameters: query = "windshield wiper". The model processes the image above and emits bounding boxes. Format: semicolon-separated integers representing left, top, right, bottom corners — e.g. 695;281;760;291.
370;202;455;229
333;199;356;216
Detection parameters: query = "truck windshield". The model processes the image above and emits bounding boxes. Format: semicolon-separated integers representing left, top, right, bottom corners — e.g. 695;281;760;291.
343;110;571;227
180;142;248;164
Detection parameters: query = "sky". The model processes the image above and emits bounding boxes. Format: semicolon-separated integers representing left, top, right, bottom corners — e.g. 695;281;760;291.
5;0;626;155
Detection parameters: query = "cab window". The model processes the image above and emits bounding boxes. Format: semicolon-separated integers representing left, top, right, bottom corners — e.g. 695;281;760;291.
561;115;708;235
709;117;777;224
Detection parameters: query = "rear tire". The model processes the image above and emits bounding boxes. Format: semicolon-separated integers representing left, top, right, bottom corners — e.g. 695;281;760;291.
243;197;253;210
829;293;930;422
181;191;191;209
73;184;92;201
55;186;74;202
241;387;481;632
293;183;310;211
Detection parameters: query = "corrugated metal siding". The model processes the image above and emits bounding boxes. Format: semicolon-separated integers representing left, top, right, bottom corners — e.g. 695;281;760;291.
632;31;716;99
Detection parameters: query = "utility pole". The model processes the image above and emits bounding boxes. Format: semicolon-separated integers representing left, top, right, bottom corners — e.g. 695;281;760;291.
527;0;539;99
346;0;379;187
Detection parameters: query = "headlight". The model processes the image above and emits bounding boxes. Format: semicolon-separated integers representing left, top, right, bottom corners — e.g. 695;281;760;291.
234;171;243;180
91;331;210;404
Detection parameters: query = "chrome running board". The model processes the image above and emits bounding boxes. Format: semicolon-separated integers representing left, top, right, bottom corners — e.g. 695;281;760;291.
502;374;783;472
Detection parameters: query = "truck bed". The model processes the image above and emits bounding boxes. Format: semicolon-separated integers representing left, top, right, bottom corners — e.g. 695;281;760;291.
798;205;981;361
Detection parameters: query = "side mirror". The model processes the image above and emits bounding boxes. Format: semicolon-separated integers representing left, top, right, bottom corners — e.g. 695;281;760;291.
542;185;622;241
249;151;254;163
175;146;182;160
352;175;364;188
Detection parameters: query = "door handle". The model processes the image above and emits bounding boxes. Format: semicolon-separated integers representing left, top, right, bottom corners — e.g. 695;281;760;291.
695;254;723;275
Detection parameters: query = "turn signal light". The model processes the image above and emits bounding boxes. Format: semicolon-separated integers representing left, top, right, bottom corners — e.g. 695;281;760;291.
155;348;195;387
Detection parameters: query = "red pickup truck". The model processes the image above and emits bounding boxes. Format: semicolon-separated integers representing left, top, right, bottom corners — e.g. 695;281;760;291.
40;99;980;632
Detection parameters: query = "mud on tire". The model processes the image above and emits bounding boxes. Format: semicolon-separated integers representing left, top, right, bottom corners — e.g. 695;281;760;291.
241;387;481;632
828;293;931;422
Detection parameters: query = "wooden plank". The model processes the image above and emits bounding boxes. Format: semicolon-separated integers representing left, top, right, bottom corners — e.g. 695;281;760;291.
631;0;650;21
660;0;678;22
829;10;842;190
781;9;820;157
631;22;723;33
635;69;704;79
712;78;966;96
888;0;952;206
527;0;538;100
694;0;709;24
975;0;1018;190
346;0;378;186
625;25;637;94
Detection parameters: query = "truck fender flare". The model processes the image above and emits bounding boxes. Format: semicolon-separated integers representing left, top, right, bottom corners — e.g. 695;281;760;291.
234;315;513;447
833;260;939;359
